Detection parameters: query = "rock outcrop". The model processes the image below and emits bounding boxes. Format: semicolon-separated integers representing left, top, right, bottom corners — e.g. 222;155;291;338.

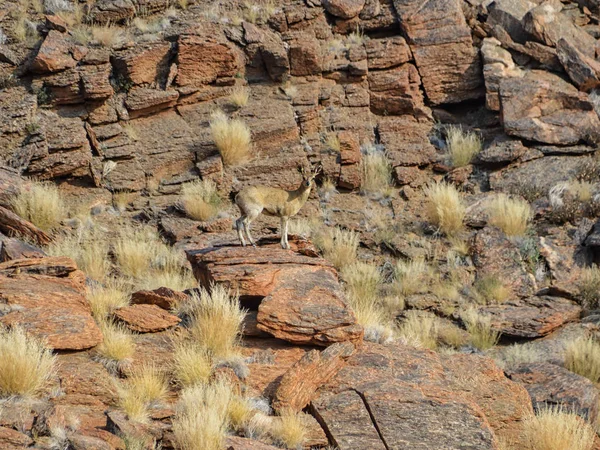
186;244;363;346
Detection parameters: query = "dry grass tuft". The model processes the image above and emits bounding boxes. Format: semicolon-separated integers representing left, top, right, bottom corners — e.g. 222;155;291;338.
522;406;595;450
87;279;130;320
487;194;531;237
209;110;252;166
116;364;168;423
94;321;135;373
11;181;66;232
172;381;232;450
186;285;246;360
565;337;600;383
0;326;56;398
228;395;255;431
397;311;438;349
113;225;159;278
360;147;393;198
395;258;431;296
313;227;359;270
474;274;511;304
461;308;499;350
445;126;482;168
341;262;392;342
180;179;222;222
92;23;128;47
494;343;542;370
325;133;340;152
577;266;600;309
229;85;250;108
271;409;307;449
46;225;111;281
347;25;366;46
172;341;214;387
318;177;338;202
424;181;465;236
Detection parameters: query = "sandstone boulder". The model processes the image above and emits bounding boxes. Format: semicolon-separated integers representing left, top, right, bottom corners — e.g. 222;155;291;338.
0;257;103;350
176;34;239;86
323;0;366;18
30;30;77;73
337;130;361;190
365;36;411;69
368;63;426;116
131;286;188;310
556;38;600;92
313;343;532;449
499;70;600;145
487;0;538;43
186;245;363;346
113;304;181;333
509;362;599;422
479;296;582;338
393;0;483;104
112;43;172;86
0;235;45;262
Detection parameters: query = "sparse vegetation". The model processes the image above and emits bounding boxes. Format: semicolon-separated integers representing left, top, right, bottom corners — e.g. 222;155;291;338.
395;258;431;296
325;133;340;153
94;321;135;373
0;326;56;398
91;23;128;47
445;126;482;168
577;266;600;309
397;311;438;349
318;177;338;202
522;406;595;450
228;395;255;431
186;285;246;360
360;146;393;198
172;381;232;450
11;181;66;232
209;110;252;166
487;194;531;237
565;337;600;383
347;25;366;46
313;227;359;270
229;85;250;108
461;308;500;350
474;274;511;304
180;179;222;222
116;364;169;423
271;409;307;449
494;343;542;370
86;279;130;320
242;1;276;24
424;181;465;236
173;341;214;387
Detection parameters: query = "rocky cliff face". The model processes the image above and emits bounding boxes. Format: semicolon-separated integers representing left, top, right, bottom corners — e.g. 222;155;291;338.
1;0;600;449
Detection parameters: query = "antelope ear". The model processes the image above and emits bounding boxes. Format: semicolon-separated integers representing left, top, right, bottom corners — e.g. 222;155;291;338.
298;165;305;174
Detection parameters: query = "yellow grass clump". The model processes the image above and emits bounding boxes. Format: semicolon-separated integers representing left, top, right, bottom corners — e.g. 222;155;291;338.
565;337;600;383
187;285;246;360
395;258;431;296
461;308;500;350
360;147;393;198
487;194;531;237
94;321;135;373
11;181;66;232
325;133;340;152
577;266;600;309
86;279;130;320
116;364;169;423
172;381;232;450
91;23;128;47
424;181;465;236
228;395;255;431
180;179;222;222
474;274;511;304
229;85;250;108
0;326;56;398
209;111;252;167
46;225;111;281
313;227;359;270
271;409;307;449
522;406;595;450
397;311;438;350
172;341;214;387
446;126;482;168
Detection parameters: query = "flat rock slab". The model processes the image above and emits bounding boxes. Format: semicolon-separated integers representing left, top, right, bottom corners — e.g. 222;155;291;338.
186;245;363;346
313;343;532;449
113;304;181;333
509;362;599;422
131;287;188;310
479;296;582;338
0;257;102;350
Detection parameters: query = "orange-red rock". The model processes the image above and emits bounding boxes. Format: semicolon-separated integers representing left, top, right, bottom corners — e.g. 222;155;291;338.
0;257;102;350
113;304;181;333
131;287;188;310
